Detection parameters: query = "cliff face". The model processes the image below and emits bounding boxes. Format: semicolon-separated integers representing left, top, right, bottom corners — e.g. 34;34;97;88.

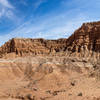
1;21;100;58
66;21;100;58
0;38;67;57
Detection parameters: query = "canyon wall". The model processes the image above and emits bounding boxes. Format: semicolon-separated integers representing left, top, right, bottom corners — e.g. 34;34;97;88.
0;38;67;57
65;21;100;58
1;21;100;58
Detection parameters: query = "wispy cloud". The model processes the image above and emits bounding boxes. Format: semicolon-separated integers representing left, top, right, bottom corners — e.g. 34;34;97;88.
0;0;14;19
19;0;47;9
33;0;47;9
19;0;28;6
0;0;13;8
62;0;100;11
0;11;93;46
0;0;22;26
0;0;100;46
0;8;5;18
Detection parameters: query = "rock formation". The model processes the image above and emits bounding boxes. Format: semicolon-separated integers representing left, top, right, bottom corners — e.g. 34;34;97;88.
0;38;67;58
0;21;100;100
1;21;100;59
66;21;100;58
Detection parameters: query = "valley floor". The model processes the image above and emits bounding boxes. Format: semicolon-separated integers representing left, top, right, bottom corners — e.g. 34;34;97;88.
0;56;100;100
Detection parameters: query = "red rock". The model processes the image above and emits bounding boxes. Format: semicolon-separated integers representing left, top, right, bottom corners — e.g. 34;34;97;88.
1;21;100;58
0;38;67;58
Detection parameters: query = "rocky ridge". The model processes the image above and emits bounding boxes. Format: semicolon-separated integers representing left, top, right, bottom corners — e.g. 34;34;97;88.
66;21;100;58
0;38;67;58
0;21;100;59
0;21;100;100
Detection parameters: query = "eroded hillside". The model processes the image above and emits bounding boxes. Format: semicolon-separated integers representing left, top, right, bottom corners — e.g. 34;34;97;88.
0;56;100;100
1;21;100;59
66;21;100;58
0;38;67;58
0;21;100;100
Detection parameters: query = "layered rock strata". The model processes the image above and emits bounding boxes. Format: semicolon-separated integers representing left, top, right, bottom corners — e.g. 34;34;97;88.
0;38;67;57
66;21;100;58
1;21;100;58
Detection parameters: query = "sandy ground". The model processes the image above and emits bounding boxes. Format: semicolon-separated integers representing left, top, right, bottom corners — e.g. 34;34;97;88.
0;56;100;100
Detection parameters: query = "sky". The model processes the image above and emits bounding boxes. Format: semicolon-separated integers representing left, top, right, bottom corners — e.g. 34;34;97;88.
0;0;100;45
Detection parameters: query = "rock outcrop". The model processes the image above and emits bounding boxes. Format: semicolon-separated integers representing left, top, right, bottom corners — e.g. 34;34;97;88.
66;21;100;58
0;21;100;100
1;21;100;58
0;38;67;57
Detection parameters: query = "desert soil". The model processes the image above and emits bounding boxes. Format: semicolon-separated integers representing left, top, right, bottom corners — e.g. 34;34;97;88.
0;56;100;100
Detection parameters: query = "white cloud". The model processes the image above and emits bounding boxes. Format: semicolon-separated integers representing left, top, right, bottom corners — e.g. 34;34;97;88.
0;0;100;46
0;0;14;19
33;0;47;9
0;0;13;8
19;0;28;6
0;11;93;46
0;8;5;18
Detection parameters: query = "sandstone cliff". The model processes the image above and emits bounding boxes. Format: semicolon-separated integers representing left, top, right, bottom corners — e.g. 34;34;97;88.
1;21;100;58
0;38;67;57
0;21;100;100
66;21;100;58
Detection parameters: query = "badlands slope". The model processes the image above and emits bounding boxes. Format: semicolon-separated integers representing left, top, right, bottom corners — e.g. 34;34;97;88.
0;56;100;100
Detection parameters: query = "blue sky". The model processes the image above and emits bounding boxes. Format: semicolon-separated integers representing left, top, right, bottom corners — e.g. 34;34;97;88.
0;0;100;45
